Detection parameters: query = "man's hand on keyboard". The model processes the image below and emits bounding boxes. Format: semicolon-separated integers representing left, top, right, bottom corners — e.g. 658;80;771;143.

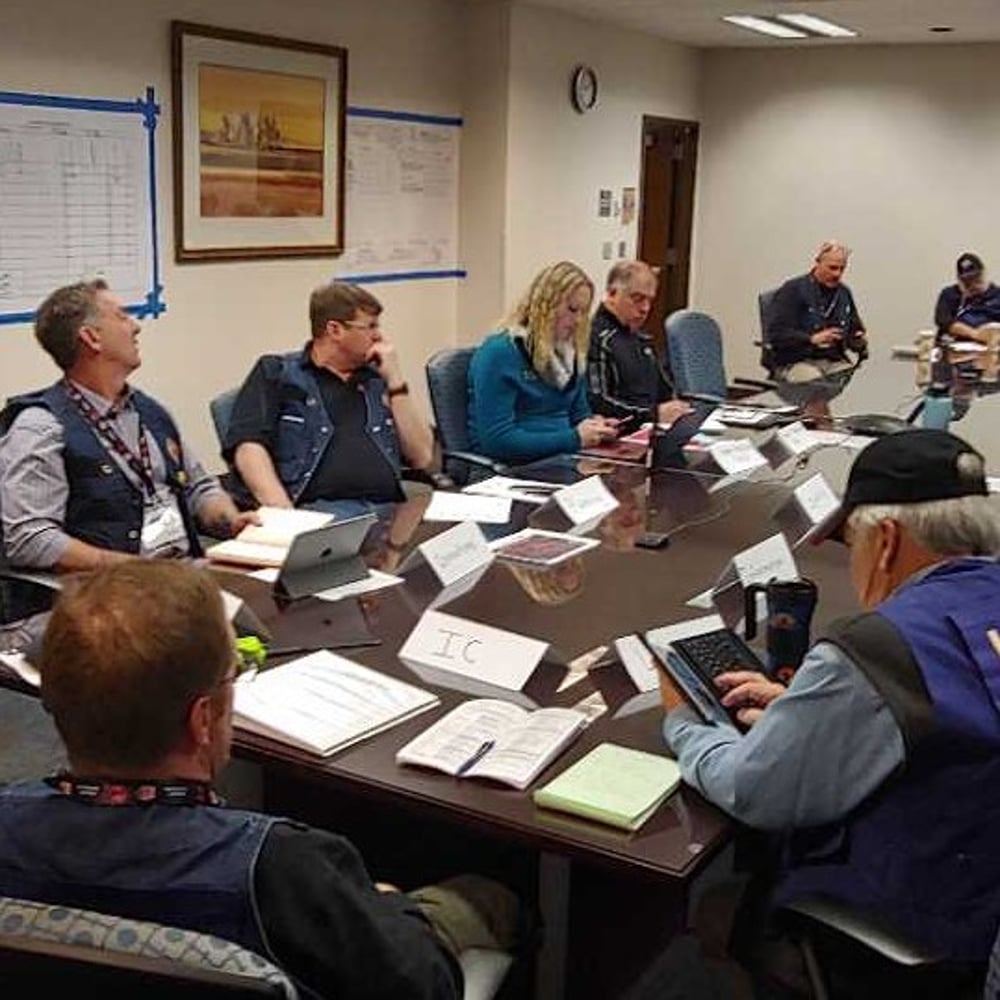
716;671;786;727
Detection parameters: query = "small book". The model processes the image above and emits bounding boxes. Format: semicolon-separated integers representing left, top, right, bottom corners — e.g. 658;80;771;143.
395;698;588;790
206;506;334;568
233;650;439;757
532;742;682;831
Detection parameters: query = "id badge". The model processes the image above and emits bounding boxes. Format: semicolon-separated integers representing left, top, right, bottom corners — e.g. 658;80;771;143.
141;499;187;557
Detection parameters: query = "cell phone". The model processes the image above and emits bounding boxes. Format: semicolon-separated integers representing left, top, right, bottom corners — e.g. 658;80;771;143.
635;531;671;550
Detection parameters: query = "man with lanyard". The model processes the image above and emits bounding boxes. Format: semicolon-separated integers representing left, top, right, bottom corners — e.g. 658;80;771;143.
0;560;520;999
0;279;254;596
933;252;1000;344
766;241;868;418
587;259;692;433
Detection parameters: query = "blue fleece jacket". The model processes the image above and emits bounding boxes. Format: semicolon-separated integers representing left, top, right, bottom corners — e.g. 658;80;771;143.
467;331;589;463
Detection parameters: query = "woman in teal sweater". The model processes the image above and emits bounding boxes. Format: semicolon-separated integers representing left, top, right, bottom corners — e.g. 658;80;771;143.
468;261;619;464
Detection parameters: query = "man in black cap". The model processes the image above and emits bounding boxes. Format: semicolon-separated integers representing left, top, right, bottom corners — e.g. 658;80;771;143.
934;252;1000;343
653;429;1000;994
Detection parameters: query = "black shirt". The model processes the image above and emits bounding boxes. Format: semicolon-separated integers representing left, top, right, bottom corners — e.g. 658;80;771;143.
225;353;402;505
255;822;461;999
934;282;1000;333
587;304;673;429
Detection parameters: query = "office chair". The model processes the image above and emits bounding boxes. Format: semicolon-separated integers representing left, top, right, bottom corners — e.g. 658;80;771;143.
0;896;296;997
780;895;983;1000
665;309;773;402
210;386;241;450
425;347;507;487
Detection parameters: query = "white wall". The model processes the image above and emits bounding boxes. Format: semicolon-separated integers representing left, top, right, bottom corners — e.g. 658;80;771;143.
695;43;1000;455
1;0;463;467
502;4;701;320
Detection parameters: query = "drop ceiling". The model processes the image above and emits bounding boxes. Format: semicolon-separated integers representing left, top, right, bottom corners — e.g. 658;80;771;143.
515;0;1000;47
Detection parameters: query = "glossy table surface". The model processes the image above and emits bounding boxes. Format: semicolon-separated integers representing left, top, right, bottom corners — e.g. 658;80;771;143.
221;437;862;883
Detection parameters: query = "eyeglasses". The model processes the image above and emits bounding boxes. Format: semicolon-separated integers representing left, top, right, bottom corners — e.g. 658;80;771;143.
340;320;381;333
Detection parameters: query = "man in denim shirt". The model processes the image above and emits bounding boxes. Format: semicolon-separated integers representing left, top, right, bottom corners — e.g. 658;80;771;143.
225;282;433;514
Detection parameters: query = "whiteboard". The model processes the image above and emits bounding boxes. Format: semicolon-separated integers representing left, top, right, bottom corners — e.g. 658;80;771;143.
0;89;162;324
336;109;462;282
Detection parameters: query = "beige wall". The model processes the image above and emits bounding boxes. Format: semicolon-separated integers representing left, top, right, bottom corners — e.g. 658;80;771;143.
1;0;463;467
503;4;701;316
695;43;1000;454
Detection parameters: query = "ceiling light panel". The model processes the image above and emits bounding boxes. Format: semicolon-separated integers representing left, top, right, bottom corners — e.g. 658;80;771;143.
722;15;808;39
775;12;858;37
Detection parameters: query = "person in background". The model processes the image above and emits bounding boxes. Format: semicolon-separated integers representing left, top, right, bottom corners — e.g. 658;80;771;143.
765;241;868;419
0;279;253;587
933;252;1000;344
224;281;434;516
468;261;618;465
587;260;692;432
0;560;519;1000
648;429;1000;997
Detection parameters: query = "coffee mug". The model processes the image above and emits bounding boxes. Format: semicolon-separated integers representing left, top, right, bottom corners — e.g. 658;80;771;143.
743;577;818;682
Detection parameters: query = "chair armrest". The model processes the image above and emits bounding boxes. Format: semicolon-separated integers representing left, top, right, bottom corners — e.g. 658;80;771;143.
401;467;456;491
781;896;945;967
442;450;508;476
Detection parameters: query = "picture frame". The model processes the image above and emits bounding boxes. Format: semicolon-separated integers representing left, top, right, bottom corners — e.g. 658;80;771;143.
171;21;347;262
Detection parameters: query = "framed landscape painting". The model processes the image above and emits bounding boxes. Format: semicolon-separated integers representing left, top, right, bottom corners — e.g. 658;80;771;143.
171;21;346;262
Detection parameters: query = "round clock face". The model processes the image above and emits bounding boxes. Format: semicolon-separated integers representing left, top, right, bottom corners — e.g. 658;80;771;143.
571;65;598;113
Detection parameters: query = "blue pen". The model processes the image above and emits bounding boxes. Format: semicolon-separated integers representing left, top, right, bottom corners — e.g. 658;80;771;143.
456;740;495;776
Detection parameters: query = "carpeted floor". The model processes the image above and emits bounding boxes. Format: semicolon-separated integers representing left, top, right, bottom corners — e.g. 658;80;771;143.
0;687;65;783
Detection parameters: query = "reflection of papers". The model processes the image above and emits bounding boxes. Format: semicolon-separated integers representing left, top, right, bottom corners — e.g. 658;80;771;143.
424;491;512;524
429;564;491;610
248;567;402;602
465;476;563;505
988;477;1000;494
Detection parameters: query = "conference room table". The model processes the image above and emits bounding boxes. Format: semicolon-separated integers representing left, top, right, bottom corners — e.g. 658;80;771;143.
215;433;865;1000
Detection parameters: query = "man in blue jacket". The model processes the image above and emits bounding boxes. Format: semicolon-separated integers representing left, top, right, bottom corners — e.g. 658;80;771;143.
0;560;518;1000
224;281;434;515
656;429;1000;996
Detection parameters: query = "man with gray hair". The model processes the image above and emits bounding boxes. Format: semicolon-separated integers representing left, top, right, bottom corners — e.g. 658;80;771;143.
0;280;253;621
587;260;691;432
656;429;1000;993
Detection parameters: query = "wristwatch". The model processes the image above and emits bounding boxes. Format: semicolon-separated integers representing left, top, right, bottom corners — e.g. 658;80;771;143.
386;382;409;398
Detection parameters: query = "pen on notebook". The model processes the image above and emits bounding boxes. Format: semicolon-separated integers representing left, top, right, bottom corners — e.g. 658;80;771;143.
267;639;382;658
456;740;495;776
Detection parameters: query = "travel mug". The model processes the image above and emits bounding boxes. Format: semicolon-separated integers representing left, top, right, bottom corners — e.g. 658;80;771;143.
744;577;818;682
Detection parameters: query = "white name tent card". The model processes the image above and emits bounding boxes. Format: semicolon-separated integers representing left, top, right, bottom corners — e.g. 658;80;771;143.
399;609;549;692
732;532;798;588
553;476;619;526
773;473;841;546
418;521;494;587
708;439;768;476
423;491;512;524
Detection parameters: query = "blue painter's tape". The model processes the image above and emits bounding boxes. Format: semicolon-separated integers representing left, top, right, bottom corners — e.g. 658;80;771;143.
337;269;467;285
346;106;462;128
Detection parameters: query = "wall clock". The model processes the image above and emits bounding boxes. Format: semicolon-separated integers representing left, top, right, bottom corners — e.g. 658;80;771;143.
571;65;598;113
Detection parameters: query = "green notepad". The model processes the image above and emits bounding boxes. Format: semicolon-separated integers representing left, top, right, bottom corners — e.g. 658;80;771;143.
532;743;682;832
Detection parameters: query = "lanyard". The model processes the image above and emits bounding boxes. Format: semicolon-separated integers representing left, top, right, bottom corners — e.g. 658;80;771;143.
64;380;157;498
46;772;221;807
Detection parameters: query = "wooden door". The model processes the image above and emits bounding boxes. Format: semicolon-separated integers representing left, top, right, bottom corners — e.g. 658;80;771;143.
637;117;699;353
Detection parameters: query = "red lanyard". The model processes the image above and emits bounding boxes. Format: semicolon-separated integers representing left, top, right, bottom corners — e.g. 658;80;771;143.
64;380;157;498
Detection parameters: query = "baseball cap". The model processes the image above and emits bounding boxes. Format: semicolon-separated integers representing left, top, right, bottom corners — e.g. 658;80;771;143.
956;253;984;280
812;429;988;543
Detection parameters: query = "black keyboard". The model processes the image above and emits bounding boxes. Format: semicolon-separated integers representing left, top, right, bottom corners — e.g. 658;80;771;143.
671;628;766;683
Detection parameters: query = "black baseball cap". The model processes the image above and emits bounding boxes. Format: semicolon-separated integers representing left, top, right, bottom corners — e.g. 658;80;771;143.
957;253;984;280
812;429;988;543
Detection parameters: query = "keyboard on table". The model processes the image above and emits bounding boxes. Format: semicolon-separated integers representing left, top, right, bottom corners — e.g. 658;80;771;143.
670;628;766;684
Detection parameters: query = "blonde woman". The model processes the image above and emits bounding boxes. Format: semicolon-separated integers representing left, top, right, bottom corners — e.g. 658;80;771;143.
468;261;618;464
